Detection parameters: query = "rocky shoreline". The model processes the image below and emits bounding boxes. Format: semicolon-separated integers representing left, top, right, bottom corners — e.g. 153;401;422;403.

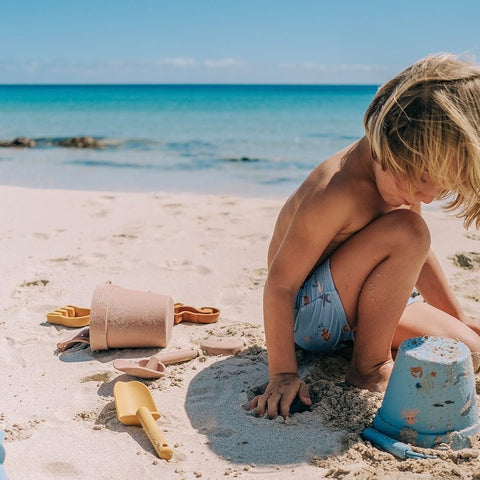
0;136;104;148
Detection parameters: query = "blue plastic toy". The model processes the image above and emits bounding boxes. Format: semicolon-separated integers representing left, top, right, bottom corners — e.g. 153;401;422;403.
366;336;480;457
0;431;7;480
363;427;437;459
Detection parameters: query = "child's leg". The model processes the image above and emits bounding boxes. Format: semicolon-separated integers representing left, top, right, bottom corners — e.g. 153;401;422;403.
329;209;431;391
394;302;480;352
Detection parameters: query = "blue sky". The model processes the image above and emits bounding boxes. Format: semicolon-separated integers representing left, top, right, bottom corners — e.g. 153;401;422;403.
1;0;479;84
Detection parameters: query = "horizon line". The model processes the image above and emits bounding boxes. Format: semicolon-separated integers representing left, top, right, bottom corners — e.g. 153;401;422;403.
0;82;380;87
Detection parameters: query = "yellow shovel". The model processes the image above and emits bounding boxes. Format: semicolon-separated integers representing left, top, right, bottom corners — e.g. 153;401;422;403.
113;381;173;460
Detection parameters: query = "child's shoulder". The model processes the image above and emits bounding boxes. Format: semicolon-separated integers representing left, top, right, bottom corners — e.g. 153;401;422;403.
291;141;383;228
300;150;375;207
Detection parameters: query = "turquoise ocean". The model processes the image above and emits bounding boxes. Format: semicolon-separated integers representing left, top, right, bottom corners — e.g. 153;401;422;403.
0;85;377;197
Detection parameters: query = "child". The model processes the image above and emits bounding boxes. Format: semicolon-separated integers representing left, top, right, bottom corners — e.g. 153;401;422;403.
249;54;480;419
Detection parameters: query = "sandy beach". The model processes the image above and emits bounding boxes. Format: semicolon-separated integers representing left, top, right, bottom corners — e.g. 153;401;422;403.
1;185;480;480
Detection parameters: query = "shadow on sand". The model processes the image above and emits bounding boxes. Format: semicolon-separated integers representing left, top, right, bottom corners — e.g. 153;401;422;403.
183;347;356;466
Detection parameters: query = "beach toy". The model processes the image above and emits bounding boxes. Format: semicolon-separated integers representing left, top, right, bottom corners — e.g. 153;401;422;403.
0;431;7;480
113;347;199;379
363;427;437;459
56;327;91;352
366;336;480;454
89;282;174;350
46;305;90;327
200;336;244;355
55;283;221;352
174;303;220;324
114;381;173;460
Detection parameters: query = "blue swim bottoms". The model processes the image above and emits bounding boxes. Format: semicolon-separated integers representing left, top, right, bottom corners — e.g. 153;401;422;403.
407;291;421;307
294;259;353;352
293;259;421;353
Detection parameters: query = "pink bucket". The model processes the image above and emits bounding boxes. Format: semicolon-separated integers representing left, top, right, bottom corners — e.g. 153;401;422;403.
89;282;174;351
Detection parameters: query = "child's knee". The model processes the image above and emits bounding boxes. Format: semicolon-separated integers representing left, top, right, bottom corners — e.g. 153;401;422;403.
379;209;431;253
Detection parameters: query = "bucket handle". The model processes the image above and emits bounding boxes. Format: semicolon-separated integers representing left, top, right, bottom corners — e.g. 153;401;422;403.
362;427;437;460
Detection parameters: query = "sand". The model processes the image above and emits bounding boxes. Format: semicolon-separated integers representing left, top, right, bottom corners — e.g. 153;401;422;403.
1;185;480;480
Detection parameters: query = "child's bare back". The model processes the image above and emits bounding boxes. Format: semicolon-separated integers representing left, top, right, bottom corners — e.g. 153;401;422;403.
268;138;396;270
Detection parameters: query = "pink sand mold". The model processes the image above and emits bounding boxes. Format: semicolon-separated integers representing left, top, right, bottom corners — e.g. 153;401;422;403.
56;327;90;352
369;336;480;451
113;347;199;379
200;337;244;356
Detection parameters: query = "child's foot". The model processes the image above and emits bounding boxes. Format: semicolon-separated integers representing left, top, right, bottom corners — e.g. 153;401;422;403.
345;359;394;392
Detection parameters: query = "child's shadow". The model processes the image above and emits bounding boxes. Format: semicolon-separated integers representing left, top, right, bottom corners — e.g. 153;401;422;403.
184;346;367;465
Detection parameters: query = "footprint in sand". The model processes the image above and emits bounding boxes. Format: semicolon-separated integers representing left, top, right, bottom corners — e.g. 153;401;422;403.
93;402;120;429
248;267;267;290
48;257;72;263
0;336;26;367
19;279;49;287
75;403;117;430
450;251;480;270
91;209;109;218
32;232;50;240
164;259;212;274
112;233;138;240
3;418;46;441
80;372;112;384
464;232;480;241
43;461;82;477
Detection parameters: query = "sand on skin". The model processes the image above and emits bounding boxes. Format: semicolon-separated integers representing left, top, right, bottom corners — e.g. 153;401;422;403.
1;186;480;480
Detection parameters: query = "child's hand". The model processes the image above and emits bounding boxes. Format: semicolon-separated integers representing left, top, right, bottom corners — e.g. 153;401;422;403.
248;372;312;419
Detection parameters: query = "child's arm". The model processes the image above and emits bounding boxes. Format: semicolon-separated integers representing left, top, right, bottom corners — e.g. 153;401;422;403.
415;249;480;336
250;187;352;418
415;249;468;321
413;204;475;329
416;248;480;334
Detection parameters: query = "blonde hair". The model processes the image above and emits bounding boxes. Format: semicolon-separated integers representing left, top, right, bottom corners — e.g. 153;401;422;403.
364;54;480;228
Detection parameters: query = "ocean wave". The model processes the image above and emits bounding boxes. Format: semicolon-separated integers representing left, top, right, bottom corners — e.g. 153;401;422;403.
63;157;223;171
64;159;153;169
260;176;303;185
62;155;306;172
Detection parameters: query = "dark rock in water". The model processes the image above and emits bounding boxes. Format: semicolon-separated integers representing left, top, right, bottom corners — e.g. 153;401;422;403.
56;136;103;148
0;136;104;149
0;137;36;147
225;156;259;162
12;137;36;147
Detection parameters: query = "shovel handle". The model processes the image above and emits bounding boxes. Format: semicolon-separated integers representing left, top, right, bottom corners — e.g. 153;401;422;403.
156;348;199;365
136;406;173;460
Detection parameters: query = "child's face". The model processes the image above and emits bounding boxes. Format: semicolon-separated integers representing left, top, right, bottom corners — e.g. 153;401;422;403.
374;163;443;207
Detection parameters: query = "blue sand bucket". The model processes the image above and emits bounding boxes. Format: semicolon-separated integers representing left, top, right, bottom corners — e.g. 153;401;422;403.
371;336;480;450
0;431;7;480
